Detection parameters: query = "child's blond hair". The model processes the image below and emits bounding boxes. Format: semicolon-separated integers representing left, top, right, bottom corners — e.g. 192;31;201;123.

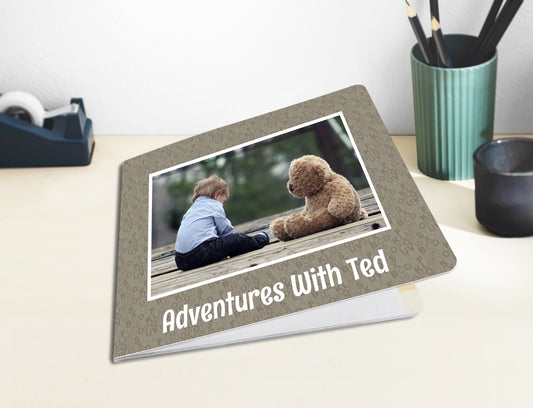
192;176;229;202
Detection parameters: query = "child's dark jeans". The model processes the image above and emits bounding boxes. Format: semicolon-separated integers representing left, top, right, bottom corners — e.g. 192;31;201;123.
174;233;268;271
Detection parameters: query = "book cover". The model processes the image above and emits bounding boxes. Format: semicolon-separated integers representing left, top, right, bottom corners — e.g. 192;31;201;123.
113;85;455;361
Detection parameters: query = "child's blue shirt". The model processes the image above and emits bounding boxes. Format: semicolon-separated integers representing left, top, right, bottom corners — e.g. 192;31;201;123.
175;196;234;253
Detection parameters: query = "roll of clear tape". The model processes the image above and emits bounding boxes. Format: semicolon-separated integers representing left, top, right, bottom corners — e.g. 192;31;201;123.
0;91;79;127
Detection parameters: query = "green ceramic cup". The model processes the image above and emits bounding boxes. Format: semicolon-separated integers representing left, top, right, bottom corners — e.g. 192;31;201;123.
411;34;497;180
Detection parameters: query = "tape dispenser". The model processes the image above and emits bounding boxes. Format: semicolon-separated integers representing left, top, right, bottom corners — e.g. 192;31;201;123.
0;91;94;167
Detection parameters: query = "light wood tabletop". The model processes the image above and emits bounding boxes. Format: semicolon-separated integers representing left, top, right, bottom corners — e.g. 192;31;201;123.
1;135;531;407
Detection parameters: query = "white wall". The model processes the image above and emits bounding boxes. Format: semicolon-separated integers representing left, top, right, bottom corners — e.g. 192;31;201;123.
0;0;531;135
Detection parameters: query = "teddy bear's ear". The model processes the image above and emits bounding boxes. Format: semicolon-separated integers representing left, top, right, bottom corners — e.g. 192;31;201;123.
313;157;333;183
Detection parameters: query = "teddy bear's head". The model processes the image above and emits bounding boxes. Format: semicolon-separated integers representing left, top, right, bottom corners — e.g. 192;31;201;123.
287;155;334;198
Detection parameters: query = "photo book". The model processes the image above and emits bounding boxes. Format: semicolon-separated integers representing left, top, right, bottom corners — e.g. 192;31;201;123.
113;85;456;361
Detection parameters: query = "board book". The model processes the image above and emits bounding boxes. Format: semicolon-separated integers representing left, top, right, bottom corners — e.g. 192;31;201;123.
113;85;455;361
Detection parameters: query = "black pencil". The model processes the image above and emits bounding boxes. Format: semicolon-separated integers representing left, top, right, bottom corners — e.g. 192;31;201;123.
481;0;523;60
470;0;505;63
430;0;440;65
478;0;504;43
431;16;452;68
430;0;440;22
405;1;433;65
472;0;523;64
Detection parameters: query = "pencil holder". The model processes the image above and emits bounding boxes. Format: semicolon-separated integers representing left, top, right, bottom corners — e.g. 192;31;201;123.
411;34;497;180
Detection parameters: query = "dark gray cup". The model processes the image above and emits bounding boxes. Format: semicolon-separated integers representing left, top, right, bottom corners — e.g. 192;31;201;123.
473;138;533;237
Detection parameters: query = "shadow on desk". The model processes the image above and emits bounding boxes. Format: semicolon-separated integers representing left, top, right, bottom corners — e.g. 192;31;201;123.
413;177;515;238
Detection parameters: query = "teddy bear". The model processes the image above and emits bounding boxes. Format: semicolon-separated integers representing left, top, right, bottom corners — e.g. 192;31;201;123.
270;155;368;241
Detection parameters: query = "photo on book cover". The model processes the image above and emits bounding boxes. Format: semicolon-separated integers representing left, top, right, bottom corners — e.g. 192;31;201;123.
148;113;390;300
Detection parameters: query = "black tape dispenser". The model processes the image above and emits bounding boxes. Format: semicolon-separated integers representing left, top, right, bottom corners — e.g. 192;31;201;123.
0;91;94;167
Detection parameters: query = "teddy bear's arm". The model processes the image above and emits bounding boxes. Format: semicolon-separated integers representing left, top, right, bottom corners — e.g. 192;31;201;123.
325;178;359;219
270;216;291;241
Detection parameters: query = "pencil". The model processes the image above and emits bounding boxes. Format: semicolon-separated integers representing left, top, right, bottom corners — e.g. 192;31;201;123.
405;1;434;65
471;0;523;64
431;17;452;68
430;0;440;22
430;0;440;65
482;0;523;59
470;0;505;63
478;0;504;43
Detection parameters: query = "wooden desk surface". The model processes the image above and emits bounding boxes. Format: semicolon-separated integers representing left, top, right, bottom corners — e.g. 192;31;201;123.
1;135;532;407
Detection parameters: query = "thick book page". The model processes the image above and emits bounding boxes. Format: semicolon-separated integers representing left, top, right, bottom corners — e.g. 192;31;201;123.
117;285;421;360
113;85;455;361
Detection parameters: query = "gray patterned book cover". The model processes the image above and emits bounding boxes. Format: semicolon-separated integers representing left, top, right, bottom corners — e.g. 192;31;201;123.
113;85;455;361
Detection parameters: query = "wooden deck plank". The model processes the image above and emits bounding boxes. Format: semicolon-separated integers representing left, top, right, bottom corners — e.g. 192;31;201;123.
151;246;175;261
150;214;385;297
151;259;179;276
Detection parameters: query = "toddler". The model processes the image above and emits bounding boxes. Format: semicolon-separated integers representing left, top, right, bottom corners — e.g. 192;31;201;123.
174;175;269;271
